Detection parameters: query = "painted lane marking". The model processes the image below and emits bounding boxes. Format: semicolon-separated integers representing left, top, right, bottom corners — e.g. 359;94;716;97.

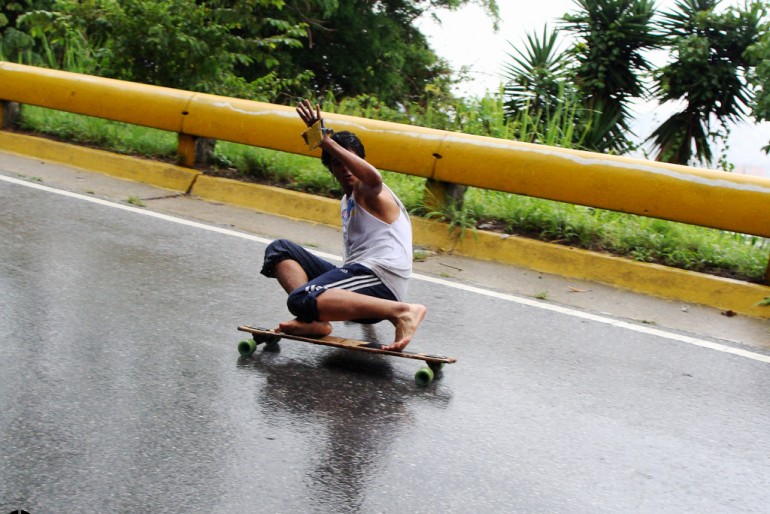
414;273;770;364
3;173;769;365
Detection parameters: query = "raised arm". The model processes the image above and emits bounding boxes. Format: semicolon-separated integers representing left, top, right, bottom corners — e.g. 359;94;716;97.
296;99;383;193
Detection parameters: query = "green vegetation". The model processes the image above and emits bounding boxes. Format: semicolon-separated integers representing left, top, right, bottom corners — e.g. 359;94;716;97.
649;0;766;165
561;0;662;154
747;12;770;153
0;0;498;104
18;107;178;157
505;0;768;166
126;195;146;207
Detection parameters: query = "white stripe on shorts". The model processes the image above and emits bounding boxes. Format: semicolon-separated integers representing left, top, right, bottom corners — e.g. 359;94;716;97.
326;274;383;291
346;278;384;292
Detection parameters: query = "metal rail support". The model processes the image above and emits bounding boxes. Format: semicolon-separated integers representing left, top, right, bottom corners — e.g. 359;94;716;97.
177;134;215;168
1;101;20;129
423;178;467;215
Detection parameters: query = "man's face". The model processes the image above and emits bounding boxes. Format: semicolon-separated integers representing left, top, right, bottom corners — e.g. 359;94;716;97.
329;157;356;191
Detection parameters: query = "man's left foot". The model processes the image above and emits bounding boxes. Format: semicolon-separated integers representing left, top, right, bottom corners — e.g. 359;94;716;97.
382;303;427;352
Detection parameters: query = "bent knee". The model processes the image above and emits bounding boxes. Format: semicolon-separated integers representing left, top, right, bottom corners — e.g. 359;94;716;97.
266;239;291;253
261;239;295;277
286;286;322;323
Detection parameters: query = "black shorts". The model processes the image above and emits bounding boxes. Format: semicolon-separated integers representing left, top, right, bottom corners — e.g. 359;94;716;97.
261;239;397;323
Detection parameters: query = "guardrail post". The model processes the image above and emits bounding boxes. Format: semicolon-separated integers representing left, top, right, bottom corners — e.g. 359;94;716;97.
177;133;215;168
1;101;20;129
423;178;467;215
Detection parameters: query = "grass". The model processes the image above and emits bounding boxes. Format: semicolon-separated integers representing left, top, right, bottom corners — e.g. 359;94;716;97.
462;189;770;281
18;106;178;158
14;104;770;284
126;196;146;207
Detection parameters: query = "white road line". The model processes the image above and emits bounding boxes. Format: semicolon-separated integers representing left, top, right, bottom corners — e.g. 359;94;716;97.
3;173;769;365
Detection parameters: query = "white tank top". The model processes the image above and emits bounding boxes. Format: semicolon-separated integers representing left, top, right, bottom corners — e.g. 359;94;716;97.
341;184;412;301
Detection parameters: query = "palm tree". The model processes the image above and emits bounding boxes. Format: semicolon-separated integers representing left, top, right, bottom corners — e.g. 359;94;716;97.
561;0;663;154
502;25;586;145
648;0;764;165
503;25;572;118
746;22;770;154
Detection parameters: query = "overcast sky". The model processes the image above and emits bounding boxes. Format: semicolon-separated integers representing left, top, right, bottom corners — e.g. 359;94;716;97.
416;0;770;174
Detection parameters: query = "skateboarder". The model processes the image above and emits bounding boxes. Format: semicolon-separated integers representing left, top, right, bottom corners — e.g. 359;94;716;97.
260;99;426;352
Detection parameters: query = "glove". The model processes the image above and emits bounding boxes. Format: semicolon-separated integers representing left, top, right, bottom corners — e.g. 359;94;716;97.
301;120;334;151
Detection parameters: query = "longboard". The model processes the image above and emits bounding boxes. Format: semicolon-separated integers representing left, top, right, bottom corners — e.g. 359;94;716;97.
237;325;456;386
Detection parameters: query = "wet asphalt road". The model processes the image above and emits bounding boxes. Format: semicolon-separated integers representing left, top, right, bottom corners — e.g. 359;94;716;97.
2;176;770;513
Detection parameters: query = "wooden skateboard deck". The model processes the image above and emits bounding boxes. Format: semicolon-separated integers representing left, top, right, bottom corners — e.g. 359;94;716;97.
237;325;456;385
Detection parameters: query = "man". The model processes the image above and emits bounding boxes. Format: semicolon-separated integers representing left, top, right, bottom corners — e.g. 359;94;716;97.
260;100;426;352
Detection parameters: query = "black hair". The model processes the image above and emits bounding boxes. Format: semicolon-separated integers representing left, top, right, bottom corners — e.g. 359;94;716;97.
321;131;365;169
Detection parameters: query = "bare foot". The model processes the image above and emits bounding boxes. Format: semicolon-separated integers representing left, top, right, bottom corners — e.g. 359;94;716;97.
277;319;333;337
382;303;427;352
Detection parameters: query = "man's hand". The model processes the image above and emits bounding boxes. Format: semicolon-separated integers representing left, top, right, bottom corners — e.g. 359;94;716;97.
296;99;321;128
297;99;333;150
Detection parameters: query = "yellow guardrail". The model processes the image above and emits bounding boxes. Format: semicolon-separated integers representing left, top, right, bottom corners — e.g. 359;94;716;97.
2;62;770;242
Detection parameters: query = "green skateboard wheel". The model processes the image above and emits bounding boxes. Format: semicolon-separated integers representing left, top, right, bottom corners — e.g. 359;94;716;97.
415;366;434;386
238;339;257;357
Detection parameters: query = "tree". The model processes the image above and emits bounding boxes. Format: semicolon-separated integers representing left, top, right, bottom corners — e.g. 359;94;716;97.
561;0;663;154
94;0;311;98
4;0;501;107
503;25;573;117
648;0;765;165
1;0;314;99
0;0;55;64
745;8;770;154
501;25;587;145
256;0;500;106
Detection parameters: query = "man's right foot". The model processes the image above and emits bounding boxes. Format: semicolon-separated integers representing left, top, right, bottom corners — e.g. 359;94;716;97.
277;319;333;337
